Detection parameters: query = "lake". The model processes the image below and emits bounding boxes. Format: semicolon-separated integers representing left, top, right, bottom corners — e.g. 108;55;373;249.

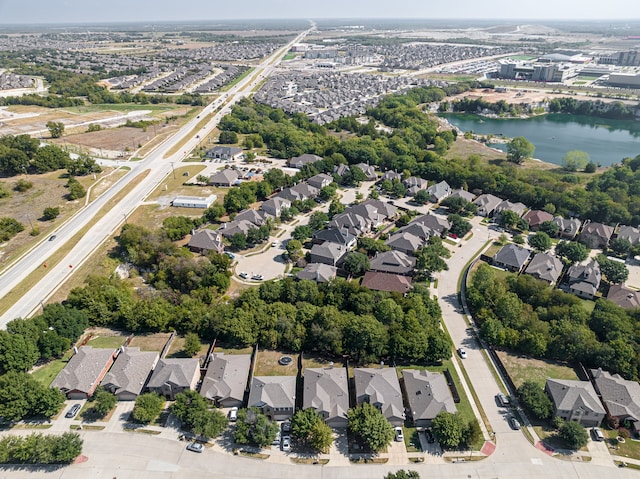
442;113;640;167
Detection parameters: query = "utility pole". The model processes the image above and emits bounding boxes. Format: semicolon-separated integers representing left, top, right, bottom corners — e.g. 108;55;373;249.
170;162;176;179
25;214;34;231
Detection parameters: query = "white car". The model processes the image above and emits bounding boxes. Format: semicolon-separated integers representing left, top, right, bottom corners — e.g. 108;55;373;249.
457;348;467;359
186;442;204;453
271;241;278;247
394;427;404;442
239;272;248;279
228;407;238;422
281;436;291;452
251;274;264;281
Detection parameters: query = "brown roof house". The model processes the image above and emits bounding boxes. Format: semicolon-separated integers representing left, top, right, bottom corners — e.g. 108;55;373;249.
200;353;251;408
545;378;605;427
248;376;297;421
607;284;640;309
51;346;116;399
362;271;413;294
524;253;564;285
523;210;554;230
146;358;200;400
303;367;349;428
100;348;159;401
402;369;456;427
591;368;640;432
188;229;225;255
580;221;614;249
354;367;405;426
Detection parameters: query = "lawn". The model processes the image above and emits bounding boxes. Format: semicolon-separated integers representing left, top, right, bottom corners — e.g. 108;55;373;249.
301;354;336;371
212;344;253;355
606;429;640;460
31;351;73;386
495;350;578;389
533;425;588;452
403;426;422;452
85;335;127;350
254;349;298;376
128;333;172;352
166;336;210;358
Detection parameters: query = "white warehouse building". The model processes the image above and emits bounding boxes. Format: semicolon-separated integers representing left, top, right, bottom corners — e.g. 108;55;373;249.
171;194;217;209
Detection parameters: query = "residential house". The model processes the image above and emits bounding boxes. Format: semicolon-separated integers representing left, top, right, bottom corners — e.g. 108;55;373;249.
309;242;348;266
361;199;398;220
288;153;323;169
425;181;452;203
303;367;349;428
381;170;402;182
172;195;217;209
617;226;640;246
385;232;425;255
493;244;531;273
333;164;350;178
209;169;241;187
370;250;416;276
580;221;614;249
146;358;200;400
450;189;476;202
591;368;640;433
404;176;428;196
217;219;257;239
278;183;320;202
607;284;640;309
553;216;582;239
354;367;405;426
188;229;225;254
101;348;159;401
348;203;386;228
473;194;503;217
200;353;251;408
411;213;451;237
248;376;297;421
402;369;456;427
312;228;357;250
524;253;564;285
545;378;606;427
51;347;116;399
395;222;432;242
362;271;413;294
206;146;244;161
329;212;373;237
234;209;272;227
353;163;377;181
494;200;527;218
566;260;601;299
307;173;334;190
297;263;338;283
523;210;554;230
261;197;291;218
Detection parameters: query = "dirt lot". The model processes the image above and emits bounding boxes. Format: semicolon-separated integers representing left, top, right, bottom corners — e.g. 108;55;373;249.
0;105;114;136
496;350;579;389
448;87;638;106
254;349;298;376
128;333;173;352
54;126;171;155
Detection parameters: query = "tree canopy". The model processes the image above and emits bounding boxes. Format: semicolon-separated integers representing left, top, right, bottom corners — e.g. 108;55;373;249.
347;402;394;452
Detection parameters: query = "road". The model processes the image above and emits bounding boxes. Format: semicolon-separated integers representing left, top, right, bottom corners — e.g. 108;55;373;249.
0;25;315;328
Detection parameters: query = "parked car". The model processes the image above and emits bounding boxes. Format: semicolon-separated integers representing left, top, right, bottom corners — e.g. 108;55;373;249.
425;428;435;443
225;252;235;260
281;436;291;452
239;272;248;279
394;427;404;442
65;403;81;418
497;393;510;407
271;241;278;247
282;421;291;433
228;407;238;422
591;427;604;441
251;274;264;281
272;431;281;446
457;347;467;359
186;442;204;453
509;416;521;430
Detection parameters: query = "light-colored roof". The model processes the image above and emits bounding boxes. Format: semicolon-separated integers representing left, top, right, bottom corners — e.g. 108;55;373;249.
289;153;322;166
617;226;640;245
473;194;502;213
524;253;563;283
494;200;527;216
411;213;450;236
200;353;251;404
234;209;271;226
546;378;605;415
354;368;404;422
494;244;531;270
607;284;640;309
591;368;640;421
370;250;416;275
553;217;581;236
426;181;451;201
297;263;338;282
208;146;243;156
248;376;296;410
303;367;349;423
403;369;456;421
101;348;158;397
450;189;475;202
172;195;217;207
307;173;334;188
209;169;240;185
385;232;424;253
188;229;223;252
146;358;200;390
51;346;115;395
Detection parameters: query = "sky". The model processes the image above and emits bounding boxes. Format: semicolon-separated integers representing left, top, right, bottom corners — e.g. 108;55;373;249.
0;0;639;24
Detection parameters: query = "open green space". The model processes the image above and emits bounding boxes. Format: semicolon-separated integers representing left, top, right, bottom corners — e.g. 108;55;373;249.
495;350;578;389
219;68;255;93
31;351;73;386
62;104;179;114
85;335;126;349
282;52;296;61
606;429;640;460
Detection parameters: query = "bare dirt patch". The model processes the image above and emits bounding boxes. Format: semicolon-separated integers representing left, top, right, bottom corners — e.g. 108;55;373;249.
129;333;172;352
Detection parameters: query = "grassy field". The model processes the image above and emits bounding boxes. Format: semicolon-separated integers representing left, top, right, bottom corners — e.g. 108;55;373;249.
30;351;73;386
166;336;210;358
282;52;296;61
495;350;578;389
128;333;172;352
62;104;180;115
85;335;127;349
606;429;640;460
254;349;298;376
403;426;422;452
219;68;255;93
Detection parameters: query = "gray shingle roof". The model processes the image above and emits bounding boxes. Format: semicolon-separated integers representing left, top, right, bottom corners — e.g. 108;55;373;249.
617;226;640;245
370;250;416;275
188;229;224;253
101;348;159;397
248;376;296;410
591;368;640;421
297;263;338;282
411;213;450;236
385;232;424;253
200;353;251;405
607;284;640;309
146;358;200;390
209;169;240;185
303;367;349;424
51;346;115;395
524;253;563;284
546;378;605;415
354;368;404;423
493;244;531;270
402;369;456;422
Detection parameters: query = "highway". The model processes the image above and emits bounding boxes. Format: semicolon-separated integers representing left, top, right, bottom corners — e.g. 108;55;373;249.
0;25;314;327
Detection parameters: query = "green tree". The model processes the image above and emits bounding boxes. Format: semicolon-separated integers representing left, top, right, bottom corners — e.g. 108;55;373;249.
234;407;279;447
343;315;388;363
0;371;65;421
507;136;535;164
229;232;247;250
562;150;590;172
66;177;86;200
132;393;165;424
91;388;117;418
42;207;60;221
51;432;84;463
309;211;329;231
499;210;520;229
183;332;201;357
328;199;345;217
292;225;313;241
539;221;559;237
202;204;226;223
343;252;370;277
290;408;333;452
558;420;588;449
46;121;65;139
447;214;472;237
609;237;631;256
218;130;238;144
171;390;228;439
347;402;394;452
286;239;304;263
528;231;552;252
0;331;39;373
596;254;629;284
432;411;466;448
517;381;553;420
0;217;25;242
556;241;589;264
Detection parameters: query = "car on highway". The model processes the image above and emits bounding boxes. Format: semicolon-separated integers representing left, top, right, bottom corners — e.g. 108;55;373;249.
497;393;510;407
509;416;521;430
281;436;291;452
186;442;204;453
65;403;81;418
251;274;264;281
457;347;467;359
239;272;248;279
48;234;57;241
394;427;404;442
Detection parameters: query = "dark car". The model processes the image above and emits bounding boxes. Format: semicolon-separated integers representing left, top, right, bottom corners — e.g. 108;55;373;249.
65;403;81;418
48;234;57;241
425;428;435;443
